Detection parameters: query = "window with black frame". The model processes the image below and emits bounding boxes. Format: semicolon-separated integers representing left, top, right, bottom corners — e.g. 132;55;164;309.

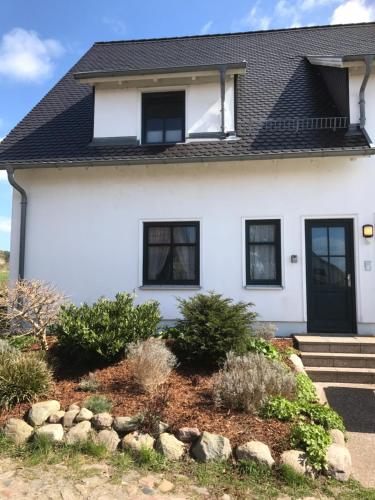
245;220;282;286
143;222;199;285
142;91;185;145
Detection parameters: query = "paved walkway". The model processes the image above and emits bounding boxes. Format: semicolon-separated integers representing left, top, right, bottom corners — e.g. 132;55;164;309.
316;382;375;488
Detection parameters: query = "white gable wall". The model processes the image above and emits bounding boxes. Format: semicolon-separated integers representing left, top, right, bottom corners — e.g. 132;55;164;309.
349;66;375;141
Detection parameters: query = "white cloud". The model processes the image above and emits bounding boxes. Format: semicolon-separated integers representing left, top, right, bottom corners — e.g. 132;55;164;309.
0;171;7;181
102;17;127;36
0;28;64;82
331;0;375;23
301;0;339;11
0;217;11;233
234;2;271;30
200;20;213;35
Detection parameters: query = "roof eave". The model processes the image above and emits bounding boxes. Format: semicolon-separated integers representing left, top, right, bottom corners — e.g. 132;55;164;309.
307;54;375;68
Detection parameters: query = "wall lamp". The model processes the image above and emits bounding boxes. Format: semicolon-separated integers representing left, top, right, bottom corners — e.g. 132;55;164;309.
363;224;374;238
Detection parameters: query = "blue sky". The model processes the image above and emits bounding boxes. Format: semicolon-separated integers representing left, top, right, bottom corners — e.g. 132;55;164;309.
0;0;374;250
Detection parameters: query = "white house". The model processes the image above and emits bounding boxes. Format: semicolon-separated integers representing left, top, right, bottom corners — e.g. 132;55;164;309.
1;23;375;337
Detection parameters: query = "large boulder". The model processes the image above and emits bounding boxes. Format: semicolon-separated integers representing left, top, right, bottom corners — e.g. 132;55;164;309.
329;429;345;447
326;444;352;481
28;400;61;427
92;412;113;430
65;421;92;445
48;411;65;424
155;433;185;460
122;431;155;452
36;424;64;442
4;418;34;445
76;408;93;422
96;429;120;452
280;450;312;476
113;416;139;434
62;410;79;428
191;431;231;462
176;427;201;443
236;441;275;468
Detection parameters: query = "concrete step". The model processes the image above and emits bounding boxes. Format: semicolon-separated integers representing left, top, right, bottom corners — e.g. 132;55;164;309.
294;335;375;354
301;352;375;368
306;366;375;383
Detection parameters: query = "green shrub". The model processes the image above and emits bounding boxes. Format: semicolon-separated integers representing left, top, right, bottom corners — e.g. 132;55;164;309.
296;373;318;405
213;352;297;412
83;395;112;413
6;335;38;351
290;423;331;471
0;351;52;409
53;292;161;361
301;403;345;432
260;396;300;421
170;292;256;367
247;338;279;360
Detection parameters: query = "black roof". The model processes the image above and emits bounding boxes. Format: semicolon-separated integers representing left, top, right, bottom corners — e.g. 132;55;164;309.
1;22;375;167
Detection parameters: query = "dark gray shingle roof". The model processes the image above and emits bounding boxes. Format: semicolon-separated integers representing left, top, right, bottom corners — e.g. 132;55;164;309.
0;22;374;167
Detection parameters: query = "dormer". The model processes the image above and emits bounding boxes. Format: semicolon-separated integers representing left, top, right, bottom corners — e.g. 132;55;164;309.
74;62;246;146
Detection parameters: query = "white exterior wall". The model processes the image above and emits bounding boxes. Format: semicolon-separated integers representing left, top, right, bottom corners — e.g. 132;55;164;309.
349;67;375;141
9;155;375;335
93;78;235;140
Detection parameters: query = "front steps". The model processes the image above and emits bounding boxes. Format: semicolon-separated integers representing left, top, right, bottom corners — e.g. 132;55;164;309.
294;335;375;383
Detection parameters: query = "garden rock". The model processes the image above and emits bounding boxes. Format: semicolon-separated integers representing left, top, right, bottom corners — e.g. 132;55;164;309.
236;441;275;468
122;431;155;452
329;429;345;447
4;418;34;445
326;444;352;481
36;424;64;442
280;450;312;476
65;421;91;444
158;479;174;493
113;416;139;434
48;411;65;424
92;412;113;430
76;408;93;422
28;400;61;426
176;427;201;443
157;421;169;434
68;403;80;411
155;433;185;460
289;354;306;374
191;431;231;462
62;410;79;428
96;429;120;452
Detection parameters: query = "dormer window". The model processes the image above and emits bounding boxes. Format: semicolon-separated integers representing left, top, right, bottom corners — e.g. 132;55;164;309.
142;91;185;145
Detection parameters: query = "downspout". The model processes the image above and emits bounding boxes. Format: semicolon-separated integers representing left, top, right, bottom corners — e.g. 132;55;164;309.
359;55;374;129
219;65;227;138
6;167;27;279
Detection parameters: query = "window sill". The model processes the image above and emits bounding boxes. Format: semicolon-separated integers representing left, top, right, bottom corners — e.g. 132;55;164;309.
244;285;284;290
139;285;201;290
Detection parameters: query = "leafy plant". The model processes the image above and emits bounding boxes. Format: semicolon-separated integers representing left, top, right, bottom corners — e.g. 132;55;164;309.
83;395;112;413
290;423;331;471
301;403;345;432
296;373;318;405
6;335;38;351
247;338;279;360
212;352;297;412
0;350;52;409
260;395;300;421
78;372;101;392
170;292;257;368
53;292;161;361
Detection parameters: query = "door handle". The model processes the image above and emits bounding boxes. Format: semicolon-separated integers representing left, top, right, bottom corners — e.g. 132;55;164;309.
346;273;352;288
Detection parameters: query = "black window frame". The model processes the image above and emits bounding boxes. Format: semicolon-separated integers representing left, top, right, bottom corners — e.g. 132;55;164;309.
143;221;200;286
245;219;282;286
141;91;186;145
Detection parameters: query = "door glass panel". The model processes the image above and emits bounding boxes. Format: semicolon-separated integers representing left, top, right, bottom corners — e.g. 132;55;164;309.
312;227;328;255
329;227;345;255
250;245;276;280
312;255;329;285
330;257;346;286
249;224;275;243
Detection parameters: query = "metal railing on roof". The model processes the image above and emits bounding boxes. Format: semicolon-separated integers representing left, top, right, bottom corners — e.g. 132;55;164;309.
249;116;349;132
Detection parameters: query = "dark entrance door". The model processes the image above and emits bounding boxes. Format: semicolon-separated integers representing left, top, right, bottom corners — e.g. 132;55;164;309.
305;219;356;333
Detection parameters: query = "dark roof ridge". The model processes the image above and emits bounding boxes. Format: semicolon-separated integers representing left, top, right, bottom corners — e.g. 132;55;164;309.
93;21;375;46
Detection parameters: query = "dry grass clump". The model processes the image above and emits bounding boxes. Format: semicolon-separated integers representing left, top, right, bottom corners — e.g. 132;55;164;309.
78;372;101;392
127;338;177;393
253;322;277;340
212;352;296;413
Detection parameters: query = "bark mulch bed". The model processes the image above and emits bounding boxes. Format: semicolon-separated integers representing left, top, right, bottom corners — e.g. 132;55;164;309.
0;339;294;459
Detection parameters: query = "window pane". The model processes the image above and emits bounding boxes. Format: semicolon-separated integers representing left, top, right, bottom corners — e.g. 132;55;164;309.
249;244;276;280
173;246;196;280
330;257;346;286
249;224;275;243
147;246;170;281
312;255;329;285
173;226;196;244
165;118;183;143
148;226;171;244
312;227;328;256
329;227;345;255
146;118;163;143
